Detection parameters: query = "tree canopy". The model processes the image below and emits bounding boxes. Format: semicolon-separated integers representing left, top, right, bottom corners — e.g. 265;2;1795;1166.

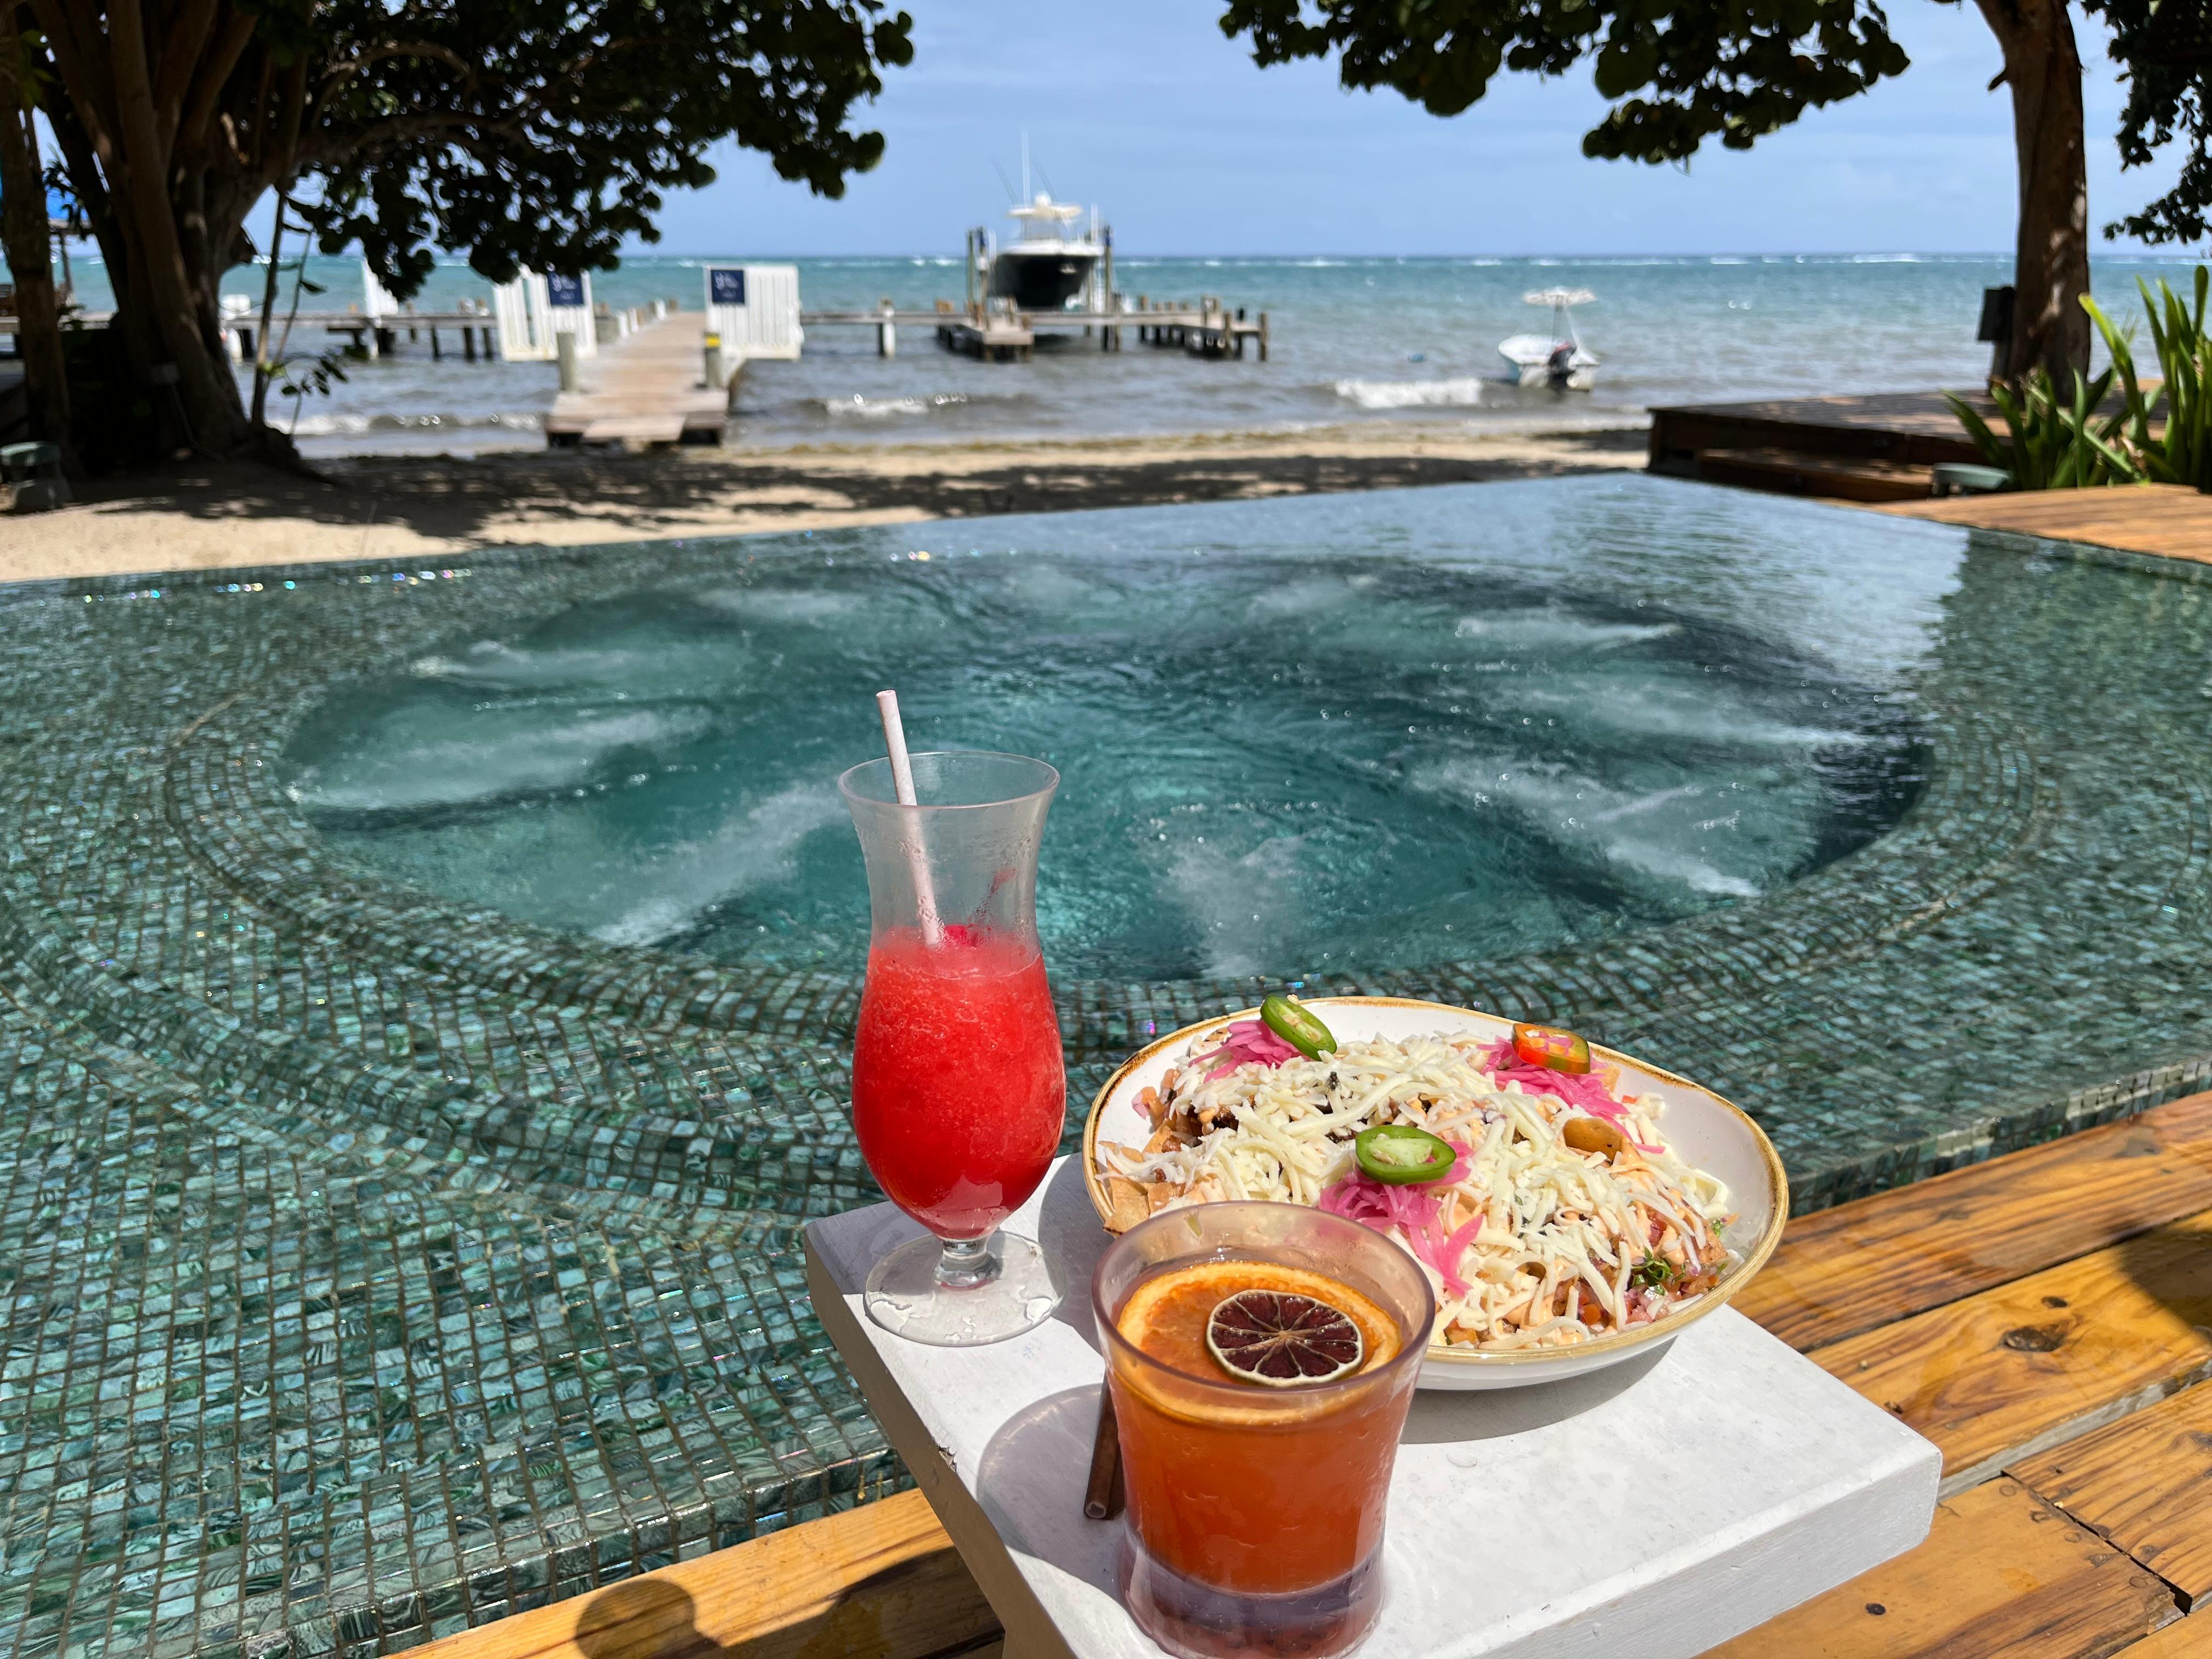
278;0;913;303
2097;0;2212;244
1219;0;2212;380
1222;0;1911;159
10;0;912;458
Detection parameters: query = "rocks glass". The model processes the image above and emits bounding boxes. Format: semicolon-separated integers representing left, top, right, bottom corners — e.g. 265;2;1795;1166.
1094;1202;1434;1658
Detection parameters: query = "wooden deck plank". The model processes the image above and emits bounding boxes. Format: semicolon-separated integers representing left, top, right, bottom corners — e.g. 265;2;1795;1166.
1648;391;1990;470
2108;1616;2212;1657
1694;447;1934;503
1810;1211;2212;1491
397;1489;999;1659
1656;390;1993;440
580;415;686;444
2012;1380;2212;1610
1700;1479;2179;1659
1880;484;2212;567
1738;1092;2212;1352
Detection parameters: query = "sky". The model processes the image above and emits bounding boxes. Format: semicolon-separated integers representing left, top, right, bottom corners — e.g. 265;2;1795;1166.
651;0;2189;258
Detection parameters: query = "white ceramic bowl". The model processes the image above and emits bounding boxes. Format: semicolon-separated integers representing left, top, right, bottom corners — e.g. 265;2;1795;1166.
1083;996;1787;1390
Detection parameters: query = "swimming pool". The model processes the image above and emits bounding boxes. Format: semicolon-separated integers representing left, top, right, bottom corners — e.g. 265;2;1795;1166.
3;475;2210;1659
284;488;1931;982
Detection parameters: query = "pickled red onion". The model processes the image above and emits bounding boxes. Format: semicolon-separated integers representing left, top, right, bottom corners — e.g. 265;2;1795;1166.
1317;1144;1479;1295
1189;1018;1302;1077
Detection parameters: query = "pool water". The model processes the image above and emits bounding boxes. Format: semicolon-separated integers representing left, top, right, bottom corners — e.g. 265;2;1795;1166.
285;486;1937;981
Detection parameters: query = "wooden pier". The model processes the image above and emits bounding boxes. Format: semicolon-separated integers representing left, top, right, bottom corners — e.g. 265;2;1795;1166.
798;298;1268;362
212;309;501;364
544;311;729;447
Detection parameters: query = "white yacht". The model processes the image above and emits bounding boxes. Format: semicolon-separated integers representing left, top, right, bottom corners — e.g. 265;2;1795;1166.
1499;287;1600;390
981;141;1102;311
986;194;1101;309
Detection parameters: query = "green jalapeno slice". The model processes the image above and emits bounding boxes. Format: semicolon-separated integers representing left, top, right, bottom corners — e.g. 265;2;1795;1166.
1354;1124;1458;1185
1261;994;1336;1058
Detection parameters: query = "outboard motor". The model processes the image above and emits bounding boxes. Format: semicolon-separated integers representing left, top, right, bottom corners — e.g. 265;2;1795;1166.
1547;341;1576;385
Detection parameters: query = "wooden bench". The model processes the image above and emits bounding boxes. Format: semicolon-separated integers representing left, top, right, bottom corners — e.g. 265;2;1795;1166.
413;1092;2212;1659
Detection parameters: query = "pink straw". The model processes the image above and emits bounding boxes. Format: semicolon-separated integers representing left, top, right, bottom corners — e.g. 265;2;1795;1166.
874;690;946;946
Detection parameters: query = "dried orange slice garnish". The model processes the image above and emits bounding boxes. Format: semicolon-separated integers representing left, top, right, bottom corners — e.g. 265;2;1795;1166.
1205;1288;1364;1386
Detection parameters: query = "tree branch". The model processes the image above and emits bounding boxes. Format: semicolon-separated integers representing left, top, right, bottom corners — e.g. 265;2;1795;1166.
179;10;258;163
319;40;480;88
154;0;221;137
274;52;308;180
25;0;122;163
108;0;175;182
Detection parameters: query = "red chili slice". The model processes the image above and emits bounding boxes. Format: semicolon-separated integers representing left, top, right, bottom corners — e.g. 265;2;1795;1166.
1512;1022;1592;1075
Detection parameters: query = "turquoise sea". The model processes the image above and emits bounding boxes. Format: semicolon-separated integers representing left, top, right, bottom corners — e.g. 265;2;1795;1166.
22;249;2205;457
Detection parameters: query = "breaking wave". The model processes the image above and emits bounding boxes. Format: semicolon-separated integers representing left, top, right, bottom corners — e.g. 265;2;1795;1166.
287;410;544;437
1331;376;1485;410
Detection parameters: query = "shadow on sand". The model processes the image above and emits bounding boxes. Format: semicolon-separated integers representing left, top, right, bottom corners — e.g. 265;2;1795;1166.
58;428;1649;549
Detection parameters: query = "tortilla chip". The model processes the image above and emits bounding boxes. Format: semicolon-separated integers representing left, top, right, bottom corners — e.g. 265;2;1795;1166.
1102;1175;1150;1234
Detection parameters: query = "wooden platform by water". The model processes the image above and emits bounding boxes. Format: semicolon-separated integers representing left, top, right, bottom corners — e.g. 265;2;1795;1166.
407;1090;2212;1659
544;313;728;447
1641;388;2212;565
1883;483;2212;567
1649;389;1991;502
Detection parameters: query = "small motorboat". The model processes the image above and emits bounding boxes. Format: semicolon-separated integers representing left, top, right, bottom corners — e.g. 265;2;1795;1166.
1499;287;1600;390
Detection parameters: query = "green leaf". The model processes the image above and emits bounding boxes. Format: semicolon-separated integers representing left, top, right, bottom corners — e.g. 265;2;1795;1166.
1594;34;1657;99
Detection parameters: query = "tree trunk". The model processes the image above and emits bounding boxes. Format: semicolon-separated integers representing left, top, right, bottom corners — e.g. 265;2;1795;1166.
25;0;258;456
0;0;71;449
101;0;251;452
1977;0;2091;383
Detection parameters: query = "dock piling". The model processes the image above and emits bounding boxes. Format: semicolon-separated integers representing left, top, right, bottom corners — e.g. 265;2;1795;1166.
557;330;579;392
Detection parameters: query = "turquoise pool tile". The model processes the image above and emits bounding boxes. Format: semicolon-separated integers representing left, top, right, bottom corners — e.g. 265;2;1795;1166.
2;477;2211;1656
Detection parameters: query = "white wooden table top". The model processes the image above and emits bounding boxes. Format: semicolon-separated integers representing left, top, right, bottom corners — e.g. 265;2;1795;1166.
806;1157;1939;1659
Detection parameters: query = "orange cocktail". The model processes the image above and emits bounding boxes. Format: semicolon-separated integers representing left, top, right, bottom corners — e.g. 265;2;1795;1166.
1093;1204;1434;1659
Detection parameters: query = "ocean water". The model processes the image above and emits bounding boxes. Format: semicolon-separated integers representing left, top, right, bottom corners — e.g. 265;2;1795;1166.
30;249;2204;458
284;478;1943;982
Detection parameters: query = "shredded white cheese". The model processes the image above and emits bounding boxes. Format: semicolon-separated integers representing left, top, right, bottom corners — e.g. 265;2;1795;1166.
1099;1027;1737;1352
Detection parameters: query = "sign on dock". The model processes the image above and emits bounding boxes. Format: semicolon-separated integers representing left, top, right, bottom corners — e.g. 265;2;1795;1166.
493;269;597;362
704;264;802;363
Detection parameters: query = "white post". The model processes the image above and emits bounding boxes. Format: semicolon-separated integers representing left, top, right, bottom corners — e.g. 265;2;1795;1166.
878;298;896;358
556;330;578;392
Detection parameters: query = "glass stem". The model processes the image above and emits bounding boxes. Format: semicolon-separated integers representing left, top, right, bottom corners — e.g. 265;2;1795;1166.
935;1233;1000;1291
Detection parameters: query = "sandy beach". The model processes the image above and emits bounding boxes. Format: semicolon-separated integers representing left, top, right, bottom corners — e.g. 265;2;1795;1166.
2;422;1646;584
